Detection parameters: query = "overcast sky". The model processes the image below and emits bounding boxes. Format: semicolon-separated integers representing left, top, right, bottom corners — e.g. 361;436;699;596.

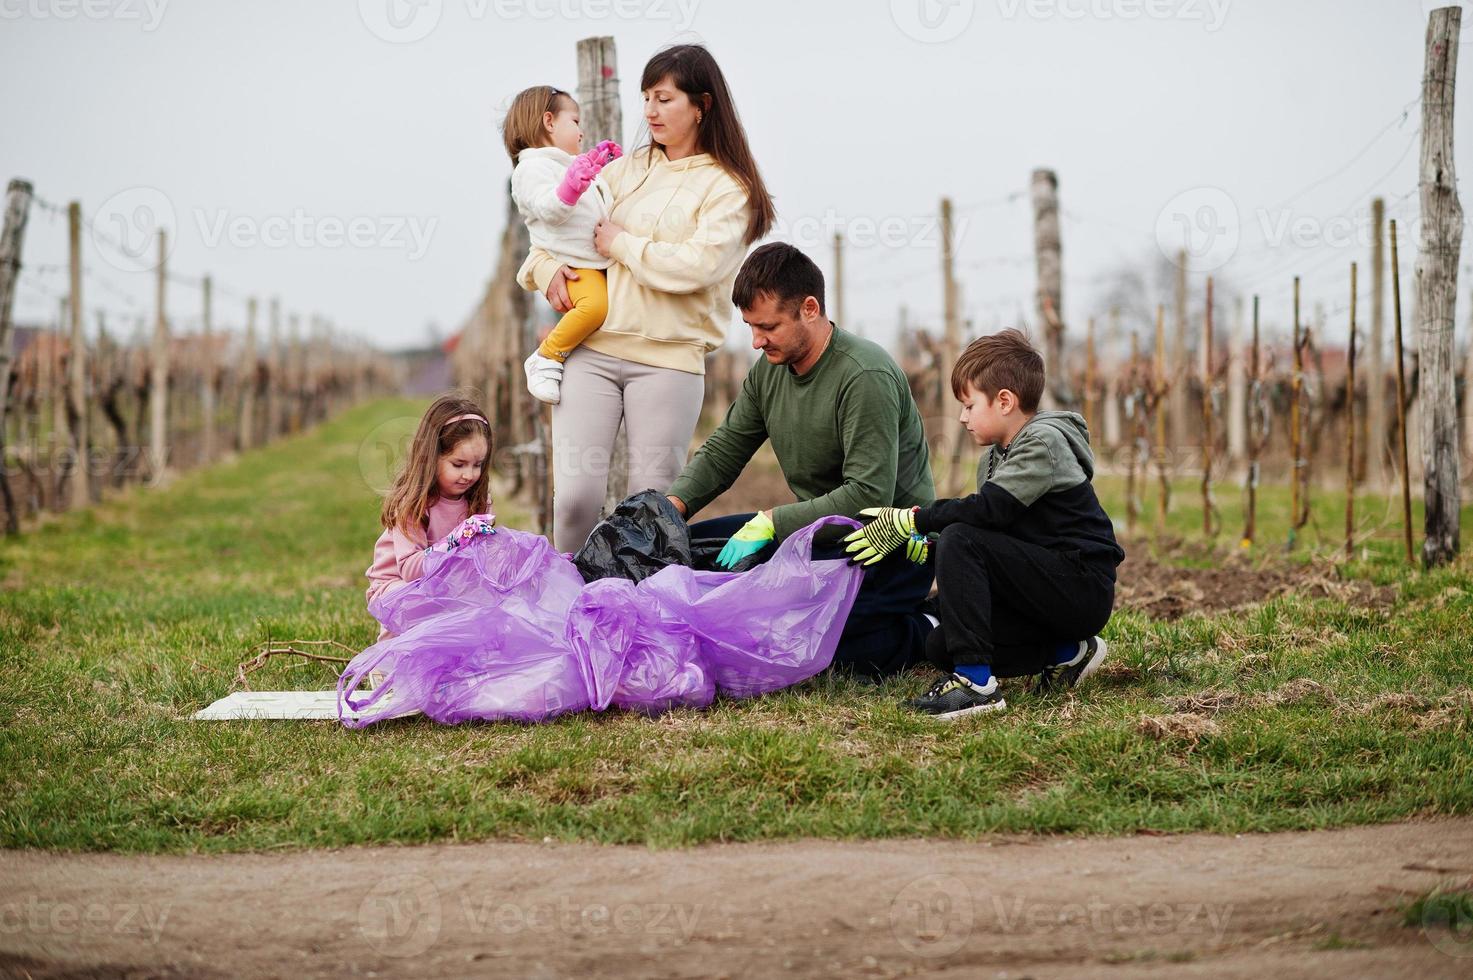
2;0;1468;354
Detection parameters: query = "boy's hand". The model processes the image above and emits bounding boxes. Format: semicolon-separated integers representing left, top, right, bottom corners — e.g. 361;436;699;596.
843;507;924;566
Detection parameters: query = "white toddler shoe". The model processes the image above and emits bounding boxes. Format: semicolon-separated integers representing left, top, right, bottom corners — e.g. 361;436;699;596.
524;351;564;405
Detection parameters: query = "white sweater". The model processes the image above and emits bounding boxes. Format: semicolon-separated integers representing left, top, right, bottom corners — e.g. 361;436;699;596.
510;146;613;271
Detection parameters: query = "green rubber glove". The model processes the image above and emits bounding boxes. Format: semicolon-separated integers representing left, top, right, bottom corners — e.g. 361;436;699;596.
715;512;774;569
843;506;927;566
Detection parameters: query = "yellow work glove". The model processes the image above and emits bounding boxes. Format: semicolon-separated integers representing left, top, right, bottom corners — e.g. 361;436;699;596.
843;507;928;566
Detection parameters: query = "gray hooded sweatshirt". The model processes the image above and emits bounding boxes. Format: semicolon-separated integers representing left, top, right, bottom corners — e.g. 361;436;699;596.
915;411;1124;570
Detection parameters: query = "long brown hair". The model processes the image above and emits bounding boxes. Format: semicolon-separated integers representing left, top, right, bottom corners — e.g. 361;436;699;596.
380;393;493;535
502;85;575;163
639;44;774;245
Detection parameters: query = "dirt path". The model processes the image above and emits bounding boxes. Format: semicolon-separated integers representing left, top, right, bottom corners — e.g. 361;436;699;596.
3;819;1472;978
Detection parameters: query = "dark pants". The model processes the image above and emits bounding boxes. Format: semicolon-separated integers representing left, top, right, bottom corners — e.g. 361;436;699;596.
690;512;934;680
928;524;1115;678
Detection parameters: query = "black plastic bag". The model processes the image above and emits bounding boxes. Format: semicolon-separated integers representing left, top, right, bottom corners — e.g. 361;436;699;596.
572;489;763;583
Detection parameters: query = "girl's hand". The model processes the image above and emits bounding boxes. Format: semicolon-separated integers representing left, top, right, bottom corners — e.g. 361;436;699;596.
594;220;625;258
427;515;497;554
545;266;579;314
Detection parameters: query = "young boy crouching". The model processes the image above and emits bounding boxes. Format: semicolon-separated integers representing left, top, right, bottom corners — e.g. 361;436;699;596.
844;329;1125;719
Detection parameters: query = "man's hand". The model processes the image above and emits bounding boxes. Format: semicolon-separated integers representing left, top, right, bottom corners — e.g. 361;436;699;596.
666;494;688;518
594;219;625;258
545;265;579;314
715;511;774;569
843;507;926;566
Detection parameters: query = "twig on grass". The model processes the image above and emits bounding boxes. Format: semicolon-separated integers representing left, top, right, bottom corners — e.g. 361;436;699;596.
234;638;355;691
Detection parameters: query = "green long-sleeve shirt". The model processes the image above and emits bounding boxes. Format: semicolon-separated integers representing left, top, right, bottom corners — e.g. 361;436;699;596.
668;327;935;540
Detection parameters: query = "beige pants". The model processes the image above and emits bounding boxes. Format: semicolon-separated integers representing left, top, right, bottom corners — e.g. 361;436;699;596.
551;346;706;553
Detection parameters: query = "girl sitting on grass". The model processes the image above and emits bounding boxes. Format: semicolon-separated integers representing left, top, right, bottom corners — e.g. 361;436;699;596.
365;394;495;648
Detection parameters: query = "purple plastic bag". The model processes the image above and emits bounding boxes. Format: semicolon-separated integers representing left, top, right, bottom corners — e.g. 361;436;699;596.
338;515;863;727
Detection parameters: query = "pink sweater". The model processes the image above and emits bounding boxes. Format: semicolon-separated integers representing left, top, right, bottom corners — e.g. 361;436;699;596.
365;495;472;638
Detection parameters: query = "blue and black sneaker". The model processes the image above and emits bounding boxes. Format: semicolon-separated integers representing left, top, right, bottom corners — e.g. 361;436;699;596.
905;673;1006;720
1037;636;1109;694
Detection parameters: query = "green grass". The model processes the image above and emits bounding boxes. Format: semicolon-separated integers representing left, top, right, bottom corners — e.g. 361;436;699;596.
1;397;1471;853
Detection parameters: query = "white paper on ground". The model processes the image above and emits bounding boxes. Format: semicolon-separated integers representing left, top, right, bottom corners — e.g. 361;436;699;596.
192;690;419;722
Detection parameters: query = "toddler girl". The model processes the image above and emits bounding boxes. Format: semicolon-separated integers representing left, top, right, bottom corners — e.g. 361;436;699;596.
502;84;621;404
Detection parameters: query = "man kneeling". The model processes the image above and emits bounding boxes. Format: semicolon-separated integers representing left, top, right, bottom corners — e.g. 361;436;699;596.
665;243;937;679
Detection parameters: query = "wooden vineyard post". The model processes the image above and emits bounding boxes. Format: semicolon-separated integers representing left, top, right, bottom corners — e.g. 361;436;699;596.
578;35;623;532
148;230;169;484
1368;196;1386;486
940;196;966;494
1171;249;1187;449
267;298;282;442
1200;276;1216;536
1390;219;1415;565
66;201;89;509
1032;169;1066;406
239;298;257;452
1154;304;1170;536
1084;315;1097;441
1289;276;1305;549
1125;332;1141;534
1345;264;1357;559
201;276;216;463
1242;295;1266;548
1414;5;1463;567
0;179;33;533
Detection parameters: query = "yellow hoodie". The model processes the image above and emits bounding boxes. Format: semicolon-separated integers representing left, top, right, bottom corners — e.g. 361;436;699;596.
517;147;751;376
